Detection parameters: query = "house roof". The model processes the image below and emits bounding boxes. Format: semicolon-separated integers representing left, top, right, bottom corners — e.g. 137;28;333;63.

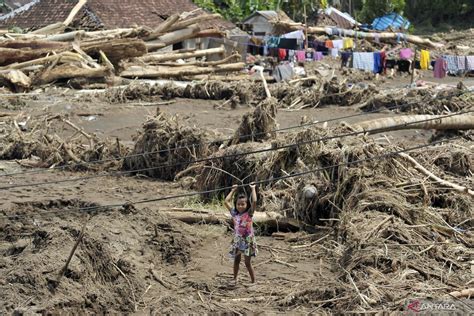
324;7;359;29
242;10;294;24
3;0;35;11
0;0;236;31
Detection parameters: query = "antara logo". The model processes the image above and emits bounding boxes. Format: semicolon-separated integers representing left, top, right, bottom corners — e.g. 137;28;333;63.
406;300;457;313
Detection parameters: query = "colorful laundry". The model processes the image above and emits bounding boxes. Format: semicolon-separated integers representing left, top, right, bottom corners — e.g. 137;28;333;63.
419;49;430;70
399;48;413;60
278;48;287;61
313;51;324;61
467;56;474;70
434;57;447;78
296;50;306;62
343;38;353;49
373;52;382;73
332;40;343;49
353;52;375;72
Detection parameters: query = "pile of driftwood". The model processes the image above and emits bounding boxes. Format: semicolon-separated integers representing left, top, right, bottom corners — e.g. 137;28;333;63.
0;2;244;92
0;114;124;170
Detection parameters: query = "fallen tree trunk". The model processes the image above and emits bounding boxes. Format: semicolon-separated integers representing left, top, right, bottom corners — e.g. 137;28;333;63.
155;53;240;67
146;26;201;52
162;210;301;230
275;22;444;49
0;39;68;50
354;114;474;133
81;38;147;64
34;64;111;85
0;47;53;66
168;13;222;32
145;14;180;41
120;62;245;78
140;46;225;63
0;51;85;71
0;69;31;92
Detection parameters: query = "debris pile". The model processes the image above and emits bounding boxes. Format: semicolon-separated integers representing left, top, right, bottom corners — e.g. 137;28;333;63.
0;9;244;92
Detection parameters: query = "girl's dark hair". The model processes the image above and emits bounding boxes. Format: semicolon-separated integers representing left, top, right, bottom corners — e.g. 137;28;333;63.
234;193;251;213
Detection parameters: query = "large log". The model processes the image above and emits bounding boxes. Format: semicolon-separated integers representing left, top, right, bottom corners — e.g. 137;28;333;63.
0;47;57;66
0;69;31;92
81;38;147;64
146;26;201;52
0;39;68;50
0;52;85;71
34;64;111;85
120;62;245;78
275;22;444;49
354;114;474;133
140;46;225;63
162;210;301;230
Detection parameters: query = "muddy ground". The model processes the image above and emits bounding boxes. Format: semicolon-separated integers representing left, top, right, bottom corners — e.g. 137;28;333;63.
1;67;473;314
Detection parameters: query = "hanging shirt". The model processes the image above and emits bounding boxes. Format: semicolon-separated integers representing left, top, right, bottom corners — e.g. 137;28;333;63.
419;50;430;70
296;50;306;62
332;40;343;49
305;51;314;61
278;48;287;61
373;52;382;73
314;51;324;61
400;48;414;60
343;38;353;49
353;52;374;72
325;40;334;48
330;48;338;57
434;57;447;78
341;51;352;67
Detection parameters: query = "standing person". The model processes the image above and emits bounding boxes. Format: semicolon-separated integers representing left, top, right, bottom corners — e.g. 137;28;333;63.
224;183;258;285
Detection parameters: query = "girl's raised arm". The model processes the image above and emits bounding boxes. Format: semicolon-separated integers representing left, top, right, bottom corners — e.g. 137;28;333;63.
224;184;238;212
249;182;257;216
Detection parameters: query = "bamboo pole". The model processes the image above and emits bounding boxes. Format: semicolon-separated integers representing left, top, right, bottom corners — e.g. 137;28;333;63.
274;22;444;49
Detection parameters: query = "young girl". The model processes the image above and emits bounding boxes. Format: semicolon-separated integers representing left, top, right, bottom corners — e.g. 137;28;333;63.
224;183;257;285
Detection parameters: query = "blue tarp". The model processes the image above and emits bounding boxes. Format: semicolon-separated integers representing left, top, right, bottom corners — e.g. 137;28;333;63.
372;13;410;31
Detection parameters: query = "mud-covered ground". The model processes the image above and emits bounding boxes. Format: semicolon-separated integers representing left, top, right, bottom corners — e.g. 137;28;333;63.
1;67;473;314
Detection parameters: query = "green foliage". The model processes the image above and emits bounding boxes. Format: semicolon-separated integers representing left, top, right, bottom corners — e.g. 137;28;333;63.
193;0;279;22
357;0;406;23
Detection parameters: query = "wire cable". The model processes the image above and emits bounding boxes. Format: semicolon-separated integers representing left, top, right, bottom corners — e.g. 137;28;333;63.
0;89;468;178
0;136;460;220
0;110;471;191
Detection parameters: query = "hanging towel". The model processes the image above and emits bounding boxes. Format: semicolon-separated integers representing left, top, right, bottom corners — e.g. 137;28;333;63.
296;50;306;62
353;52;374;72
343;38;353;49
434;57;447;78
419;50;430;70
330;48;338;57
466;56;474;70
400;48;414;60
332;40;343;49
288;49;296;62
325;40;334;48
445;55;458;74
373;52;382;73
278;49;287;61
456;56;466;72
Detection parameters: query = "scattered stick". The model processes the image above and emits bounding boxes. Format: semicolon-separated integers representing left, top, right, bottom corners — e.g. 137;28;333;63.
51;215;89;289
448;288;474;299
399;153;474;197
112;262;137;312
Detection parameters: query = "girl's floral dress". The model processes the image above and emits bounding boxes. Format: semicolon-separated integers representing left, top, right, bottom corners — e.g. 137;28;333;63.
229;208;257;257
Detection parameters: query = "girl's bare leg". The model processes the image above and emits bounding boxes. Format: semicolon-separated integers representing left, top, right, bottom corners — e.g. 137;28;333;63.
244;255;255;283
233;253;241;284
